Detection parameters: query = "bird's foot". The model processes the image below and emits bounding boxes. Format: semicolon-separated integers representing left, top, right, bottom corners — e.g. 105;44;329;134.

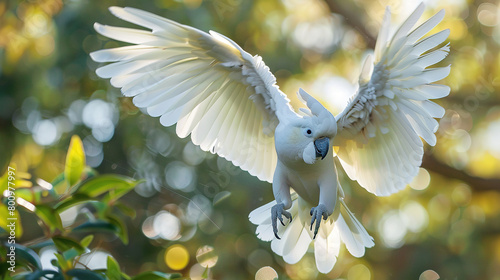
271;203;292;240
310;204;329;239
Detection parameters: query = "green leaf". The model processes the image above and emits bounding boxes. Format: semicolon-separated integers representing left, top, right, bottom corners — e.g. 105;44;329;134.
62;247;80;261
81;235;94;248
27;239;54;250
65;135;86;187
202;266;209;278
51;173;69;196
52;236;85;254
106;256;122;280
132;271;183;280
0;203;22;237
106;214;128;244
13;188;34;203
24;270;64;280
12;272;32;280
72;221;119;234
76;175;139;199
10;243;42;270
35;205;63;232
66;269;106;280
114;202;136;218
54;193;94;213
54;252;70;271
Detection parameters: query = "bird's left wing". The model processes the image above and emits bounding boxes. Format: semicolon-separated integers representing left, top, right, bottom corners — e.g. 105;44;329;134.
91;7;295;183
333;4;450;196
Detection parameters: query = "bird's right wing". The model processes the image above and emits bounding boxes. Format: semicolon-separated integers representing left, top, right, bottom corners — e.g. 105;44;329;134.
333;4;450;196
91;7;297;183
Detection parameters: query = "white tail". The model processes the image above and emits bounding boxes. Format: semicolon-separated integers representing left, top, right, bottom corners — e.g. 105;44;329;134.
249;192;374;273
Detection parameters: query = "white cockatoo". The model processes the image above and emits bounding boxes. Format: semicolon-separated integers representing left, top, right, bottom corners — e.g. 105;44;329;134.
90;3;449;273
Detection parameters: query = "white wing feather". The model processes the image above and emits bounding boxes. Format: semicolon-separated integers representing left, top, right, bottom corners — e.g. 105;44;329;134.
91;7;296;183
334;3;450;196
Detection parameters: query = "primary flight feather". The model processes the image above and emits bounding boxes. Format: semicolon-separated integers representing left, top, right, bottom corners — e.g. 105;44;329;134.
91;3;449;273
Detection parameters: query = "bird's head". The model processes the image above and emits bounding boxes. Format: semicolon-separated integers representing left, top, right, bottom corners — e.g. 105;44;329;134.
279;89;337;165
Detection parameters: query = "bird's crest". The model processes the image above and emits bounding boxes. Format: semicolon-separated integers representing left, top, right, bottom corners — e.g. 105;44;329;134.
297;88;337;137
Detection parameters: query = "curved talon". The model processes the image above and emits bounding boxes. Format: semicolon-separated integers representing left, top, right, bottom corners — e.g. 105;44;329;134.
310;204;329;239
271;203;292;240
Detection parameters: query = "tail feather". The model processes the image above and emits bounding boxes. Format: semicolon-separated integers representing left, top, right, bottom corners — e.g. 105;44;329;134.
249;195;374;273
336;198;375;258
314;226;341;274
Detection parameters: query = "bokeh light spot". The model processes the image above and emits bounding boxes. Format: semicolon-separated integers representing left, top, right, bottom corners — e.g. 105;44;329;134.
165;244;189;270
347;264;371;280
32;119;58;146
165;161;195;192
400;201;429;233
75;250;111;270
142;216;157;239
428;194;451;222
196;245;218;268
183;142;206;166
410;168;431;191
419;269;440;280
379;210;407;248
255;266;278;280
477;3;499;27
153;210;181;240
39;246;58;271
452;184;472;206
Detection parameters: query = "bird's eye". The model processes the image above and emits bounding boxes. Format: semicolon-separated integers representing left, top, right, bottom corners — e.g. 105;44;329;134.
303;128;313;137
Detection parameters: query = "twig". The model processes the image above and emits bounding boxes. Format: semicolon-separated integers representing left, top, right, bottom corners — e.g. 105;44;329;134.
422;155;500;192
324;0;377;49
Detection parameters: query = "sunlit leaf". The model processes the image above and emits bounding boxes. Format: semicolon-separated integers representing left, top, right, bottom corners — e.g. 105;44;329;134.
52;236;85;254
35;205;63;232
51;173;69;196
65;135;86;187
15;188;34;203
131;271;183;280
0;203;22;237
54;252;70;271
66;269;106;280
81;235;94;248
202;266;209;278
76;175;139;199
54;193;94;213
106;256;122;280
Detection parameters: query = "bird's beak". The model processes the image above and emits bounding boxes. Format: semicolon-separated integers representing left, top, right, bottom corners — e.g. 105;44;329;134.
314;137;329;160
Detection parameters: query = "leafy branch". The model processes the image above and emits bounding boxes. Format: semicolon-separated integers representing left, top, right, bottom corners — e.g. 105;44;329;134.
0;135;183;280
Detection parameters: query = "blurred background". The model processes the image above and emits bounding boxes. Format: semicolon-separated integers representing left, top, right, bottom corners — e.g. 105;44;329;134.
1;0;500;279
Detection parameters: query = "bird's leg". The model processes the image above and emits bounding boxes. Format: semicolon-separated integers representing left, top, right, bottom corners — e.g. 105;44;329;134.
271;203;292;240
310;204;329;239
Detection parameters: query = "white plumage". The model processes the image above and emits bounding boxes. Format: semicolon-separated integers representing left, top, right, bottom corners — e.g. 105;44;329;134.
91;3;449;273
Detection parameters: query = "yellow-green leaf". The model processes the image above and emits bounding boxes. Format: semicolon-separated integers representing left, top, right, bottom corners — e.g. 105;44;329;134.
81;235;94;248
0;203;23;237
65;135;86;187
77;175;139;199
35;204;63;232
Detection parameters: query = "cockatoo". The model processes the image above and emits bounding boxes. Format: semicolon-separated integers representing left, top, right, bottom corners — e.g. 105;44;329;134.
90;3;449;273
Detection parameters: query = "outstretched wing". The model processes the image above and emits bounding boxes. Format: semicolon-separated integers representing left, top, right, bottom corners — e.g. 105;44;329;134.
91;7;295;183
333;3;450;196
